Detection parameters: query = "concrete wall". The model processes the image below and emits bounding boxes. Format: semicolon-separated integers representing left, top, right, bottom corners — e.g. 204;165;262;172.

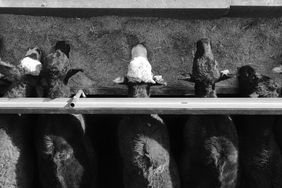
0;0;230;8
2;0;282;8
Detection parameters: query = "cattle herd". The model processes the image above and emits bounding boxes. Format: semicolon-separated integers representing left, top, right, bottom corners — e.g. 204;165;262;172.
0;37;282;188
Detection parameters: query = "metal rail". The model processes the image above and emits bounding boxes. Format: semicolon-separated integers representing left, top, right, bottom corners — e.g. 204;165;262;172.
0;98;282;114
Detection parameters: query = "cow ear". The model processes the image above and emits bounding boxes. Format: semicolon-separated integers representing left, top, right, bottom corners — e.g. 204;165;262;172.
178;73;195;83
0;59;21;81
216;70;235;82
272;65;282;74
151;75;167;86
113;76;128;85
25;47;42;61
64;68;83;85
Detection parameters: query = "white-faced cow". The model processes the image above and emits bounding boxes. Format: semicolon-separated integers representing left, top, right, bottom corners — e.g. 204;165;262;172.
0;47;42;188
114;43;180;188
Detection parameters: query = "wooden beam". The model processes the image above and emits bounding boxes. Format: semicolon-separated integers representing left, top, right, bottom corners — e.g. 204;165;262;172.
82;84;238;97
1;98;282;114
0;0;230;9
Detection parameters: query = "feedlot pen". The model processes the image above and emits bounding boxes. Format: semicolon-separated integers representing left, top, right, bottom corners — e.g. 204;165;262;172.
1;1;282;188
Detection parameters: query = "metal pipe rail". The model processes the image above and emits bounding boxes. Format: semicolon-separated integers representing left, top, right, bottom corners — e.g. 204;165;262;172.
0;98;282;114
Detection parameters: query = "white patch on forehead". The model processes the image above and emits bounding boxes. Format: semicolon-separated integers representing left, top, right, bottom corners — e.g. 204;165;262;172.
127;56;155;83
20;57;42;76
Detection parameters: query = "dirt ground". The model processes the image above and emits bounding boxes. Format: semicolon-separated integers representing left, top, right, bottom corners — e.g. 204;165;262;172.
0;14;282;96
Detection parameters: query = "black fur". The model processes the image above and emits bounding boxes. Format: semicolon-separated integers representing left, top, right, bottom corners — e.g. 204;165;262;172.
181;38;239;188
117;45;180;188
35;41;97;188
235;65;282;188
0;48;40;188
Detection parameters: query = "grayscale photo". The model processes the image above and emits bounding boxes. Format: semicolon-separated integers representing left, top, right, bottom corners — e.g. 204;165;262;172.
0;0;282;187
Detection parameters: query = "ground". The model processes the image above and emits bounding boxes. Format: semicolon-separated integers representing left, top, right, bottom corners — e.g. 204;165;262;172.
0;14;282;96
